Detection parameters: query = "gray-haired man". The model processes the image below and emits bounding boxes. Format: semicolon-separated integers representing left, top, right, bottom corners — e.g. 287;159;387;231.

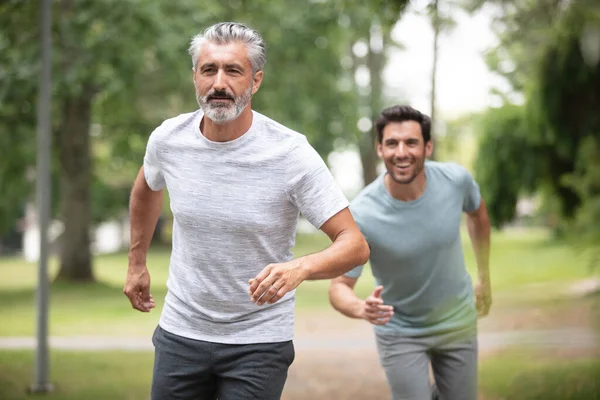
124;22;369;399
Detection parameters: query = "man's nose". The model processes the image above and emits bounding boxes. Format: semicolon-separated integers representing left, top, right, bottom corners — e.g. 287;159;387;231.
395;143;408;157
213;70;227;91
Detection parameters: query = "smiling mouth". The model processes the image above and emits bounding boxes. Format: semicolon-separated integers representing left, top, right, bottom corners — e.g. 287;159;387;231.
209;97;233;102
394;163;411;171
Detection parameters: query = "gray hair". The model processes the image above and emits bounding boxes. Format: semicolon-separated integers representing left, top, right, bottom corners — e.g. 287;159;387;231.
188;22;267;74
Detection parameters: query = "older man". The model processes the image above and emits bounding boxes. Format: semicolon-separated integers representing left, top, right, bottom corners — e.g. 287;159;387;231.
124;22;369;400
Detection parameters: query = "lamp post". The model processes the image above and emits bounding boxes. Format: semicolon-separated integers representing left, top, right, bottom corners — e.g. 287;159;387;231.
30;0;53;393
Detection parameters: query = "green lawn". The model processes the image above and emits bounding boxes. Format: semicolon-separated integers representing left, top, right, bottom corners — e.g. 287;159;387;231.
479;352;600;400
0;349;598;400
0;228;596;336
1;227;599;400
0;350;153;400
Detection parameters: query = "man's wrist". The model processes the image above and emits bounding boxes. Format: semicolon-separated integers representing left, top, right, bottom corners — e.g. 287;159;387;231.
355;300;367;320
296;257;313;281
128;250;147;270
478;270;490;283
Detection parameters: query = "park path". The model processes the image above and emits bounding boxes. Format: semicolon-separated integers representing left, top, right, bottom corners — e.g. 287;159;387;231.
1;276;598;352
0;326;597;352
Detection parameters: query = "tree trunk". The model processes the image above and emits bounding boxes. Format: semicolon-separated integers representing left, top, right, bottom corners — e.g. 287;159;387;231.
55;89;95;282
361;22;387;187
359;130;379;186
430;0;440;160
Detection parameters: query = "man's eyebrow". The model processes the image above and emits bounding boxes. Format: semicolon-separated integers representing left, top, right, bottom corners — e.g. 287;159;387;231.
198;62;246;71
224;63;245;71
199;62;217;70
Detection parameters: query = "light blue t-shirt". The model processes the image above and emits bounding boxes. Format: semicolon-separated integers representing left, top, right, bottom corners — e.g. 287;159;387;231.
346;161;481;337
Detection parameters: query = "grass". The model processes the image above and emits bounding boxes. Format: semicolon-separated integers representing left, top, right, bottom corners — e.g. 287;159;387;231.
0;350;153;400
1;227;598;400
0;228;597;336
479;351;600;400
0;348;598;400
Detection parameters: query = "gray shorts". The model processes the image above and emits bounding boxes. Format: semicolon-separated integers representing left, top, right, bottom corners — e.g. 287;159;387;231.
376;328;478;400
151;325;295;400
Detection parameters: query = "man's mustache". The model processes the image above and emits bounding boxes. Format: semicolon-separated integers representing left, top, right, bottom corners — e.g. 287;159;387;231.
207;90;235;101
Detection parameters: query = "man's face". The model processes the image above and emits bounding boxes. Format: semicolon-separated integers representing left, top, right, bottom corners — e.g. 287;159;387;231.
377;121;433;185
193;41;263;124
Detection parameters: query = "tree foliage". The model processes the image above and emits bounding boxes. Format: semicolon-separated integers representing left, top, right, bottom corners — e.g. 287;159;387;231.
1;0;408;280
471;0;600;241
527;1;600;218
473;104;540;228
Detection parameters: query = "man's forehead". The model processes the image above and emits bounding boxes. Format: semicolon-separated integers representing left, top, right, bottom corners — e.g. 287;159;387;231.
383;121;422;140
197;41;250;67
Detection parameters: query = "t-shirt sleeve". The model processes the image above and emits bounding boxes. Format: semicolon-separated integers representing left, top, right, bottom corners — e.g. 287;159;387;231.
143;127;166;191
461;167;481;213
286;136;349;229
344;264;364;279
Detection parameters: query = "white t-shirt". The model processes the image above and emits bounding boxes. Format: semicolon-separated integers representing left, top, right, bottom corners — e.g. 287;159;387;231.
144;109;349;344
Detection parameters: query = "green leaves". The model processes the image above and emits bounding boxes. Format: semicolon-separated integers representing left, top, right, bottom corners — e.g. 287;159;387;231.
474;104;541;228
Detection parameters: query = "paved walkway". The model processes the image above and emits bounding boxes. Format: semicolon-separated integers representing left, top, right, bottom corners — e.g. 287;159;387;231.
0;327;597;352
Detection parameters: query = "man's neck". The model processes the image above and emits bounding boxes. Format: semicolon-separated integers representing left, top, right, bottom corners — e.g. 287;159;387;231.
200;106;253;142
384;170;427;202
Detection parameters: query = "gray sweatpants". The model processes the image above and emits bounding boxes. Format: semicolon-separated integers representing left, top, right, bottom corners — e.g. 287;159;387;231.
151;325;295;400
375;328;478;400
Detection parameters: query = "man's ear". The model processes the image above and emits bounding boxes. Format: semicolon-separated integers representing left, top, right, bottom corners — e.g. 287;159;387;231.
377;142;383;159
252;70;264;94
425;140;433;158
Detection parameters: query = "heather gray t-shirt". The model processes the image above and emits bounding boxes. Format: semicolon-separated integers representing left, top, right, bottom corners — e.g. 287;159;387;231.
346;162;481;337
144;110;349;344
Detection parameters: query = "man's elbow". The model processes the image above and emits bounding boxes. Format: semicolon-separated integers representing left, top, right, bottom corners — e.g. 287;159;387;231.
355;235;370;266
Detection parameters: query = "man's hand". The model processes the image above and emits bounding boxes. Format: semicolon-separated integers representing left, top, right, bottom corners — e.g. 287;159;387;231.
362;286;394;325
249;261;309;306
474;279;492;318
124;265;155;312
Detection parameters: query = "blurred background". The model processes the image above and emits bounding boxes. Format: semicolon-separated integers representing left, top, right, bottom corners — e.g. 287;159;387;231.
1;0;599;399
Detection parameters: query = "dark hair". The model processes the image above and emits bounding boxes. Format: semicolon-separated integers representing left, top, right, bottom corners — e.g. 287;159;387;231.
375;105;431;143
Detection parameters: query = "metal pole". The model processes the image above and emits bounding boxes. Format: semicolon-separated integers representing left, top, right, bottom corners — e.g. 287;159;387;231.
30;0;53;393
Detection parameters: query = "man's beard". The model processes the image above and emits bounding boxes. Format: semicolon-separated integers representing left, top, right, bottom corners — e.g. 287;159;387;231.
196;85;253;124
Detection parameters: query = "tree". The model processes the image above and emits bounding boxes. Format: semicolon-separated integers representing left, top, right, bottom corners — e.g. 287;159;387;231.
1;0;212;281
527;1;600;219
0;0;38;235
334;0;410;186
1;0;382;281
473;104;540;228
471;0;600;235
425;0;457;160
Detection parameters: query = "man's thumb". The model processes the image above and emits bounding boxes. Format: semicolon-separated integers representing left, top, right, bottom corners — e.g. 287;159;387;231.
372;285;384;298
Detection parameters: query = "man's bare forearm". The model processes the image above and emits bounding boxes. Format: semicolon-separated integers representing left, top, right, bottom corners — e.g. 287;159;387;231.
328;277;365;319
129;167;164;268
467;205;491;281
298;229;369;281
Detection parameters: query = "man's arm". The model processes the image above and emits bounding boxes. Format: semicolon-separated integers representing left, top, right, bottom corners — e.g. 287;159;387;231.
248;208;370;305
124;166;163;312
466;198;492;317
329;276;393;325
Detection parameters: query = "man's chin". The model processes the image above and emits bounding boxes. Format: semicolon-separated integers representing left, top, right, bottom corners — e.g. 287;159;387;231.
389;172;416;185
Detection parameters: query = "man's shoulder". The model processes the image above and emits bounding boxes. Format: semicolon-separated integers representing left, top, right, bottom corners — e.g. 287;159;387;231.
426;161;472;184
151;110;201;141
350;175;384;211
253;111;307;145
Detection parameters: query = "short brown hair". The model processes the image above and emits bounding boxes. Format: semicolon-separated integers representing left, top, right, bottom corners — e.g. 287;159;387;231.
375;105;431;143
